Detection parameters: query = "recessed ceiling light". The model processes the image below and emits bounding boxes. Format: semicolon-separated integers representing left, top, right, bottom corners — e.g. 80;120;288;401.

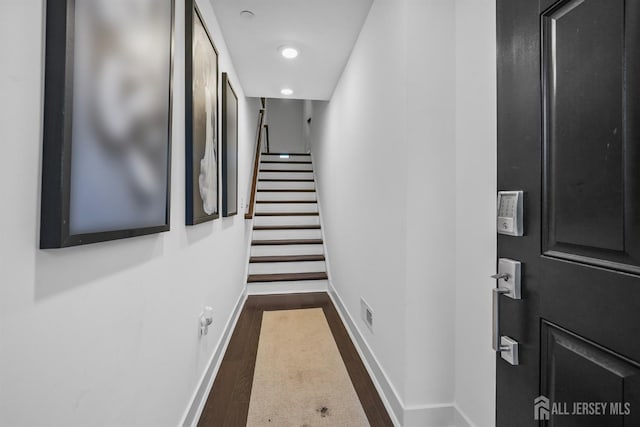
280;46;299;59
240;10;255;19
280;88;293;96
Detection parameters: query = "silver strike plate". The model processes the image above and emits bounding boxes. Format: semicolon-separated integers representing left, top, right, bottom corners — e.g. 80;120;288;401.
500;336;519;366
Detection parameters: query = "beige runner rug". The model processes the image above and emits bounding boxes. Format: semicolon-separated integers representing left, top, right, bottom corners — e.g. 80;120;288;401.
246;308;370;426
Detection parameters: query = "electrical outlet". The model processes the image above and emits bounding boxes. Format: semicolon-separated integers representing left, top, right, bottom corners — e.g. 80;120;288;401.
199;307;213;336
360;298;374;332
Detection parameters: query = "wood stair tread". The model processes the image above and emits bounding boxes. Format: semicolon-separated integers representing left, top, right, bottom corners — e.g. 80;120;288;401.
249;255;326;263
257;189;316;192
262;153;310;156
251;239;323;246
259;179;315;182
247;272;328;283
255;212;319;216
253;225;321;230
260;160;312;164
259;169;311;173
256;200;317;204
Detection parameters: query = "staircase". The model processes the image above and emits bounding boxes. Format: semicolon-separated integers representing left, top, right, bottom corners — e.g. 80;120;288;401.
246;152;329;294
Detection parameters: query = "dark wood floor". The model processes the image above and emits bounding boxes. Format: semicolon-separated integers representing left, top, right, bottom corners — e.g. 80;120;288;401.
197;292;394;427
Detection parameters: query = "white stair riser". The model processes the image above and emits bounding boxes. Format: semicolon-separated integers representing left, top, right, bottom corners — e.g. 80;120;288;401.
259;171;314;180
260;163;313;171
253;215;320;226
250;244;324;257
255;203;318;214
249;261;327;275
246;280;329;295
256;192;317;202
258;181;315;190
252;229;322;240
261;154;311;162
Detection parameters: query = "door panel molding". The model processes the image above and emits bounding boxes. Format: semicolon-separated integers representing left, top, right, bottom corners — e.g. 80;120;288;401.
541;0;640;274
541;321;640;426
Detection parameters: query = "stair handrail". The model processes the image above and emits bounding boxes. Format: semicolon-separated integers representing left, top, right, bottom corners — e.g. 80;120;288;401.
245;107;266;220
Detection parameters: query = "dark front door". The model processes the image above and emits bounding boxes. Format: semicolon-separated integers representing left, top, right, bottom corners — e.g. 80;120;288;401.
496;0;640;425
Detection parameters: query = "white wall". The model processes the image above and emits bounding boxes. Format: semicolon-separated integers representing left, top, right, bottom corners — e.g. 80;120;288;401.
404;0;456;412
311;0;497;425
311;0;459;424
454;0;497;426
0;1;259;426
266;98;306;153
310;0;409;416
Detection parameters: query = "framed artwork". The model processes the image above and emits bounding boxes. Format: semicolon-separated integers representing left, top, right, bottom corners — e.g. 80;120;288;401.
40;0;175;249
186;0;219;225
221;73;239;217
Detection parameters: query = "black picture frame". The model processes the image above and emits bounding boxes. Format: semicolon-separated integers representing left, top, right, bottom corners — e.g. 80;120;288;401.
221;73;239;217
40;0;175;249
185;0;220;225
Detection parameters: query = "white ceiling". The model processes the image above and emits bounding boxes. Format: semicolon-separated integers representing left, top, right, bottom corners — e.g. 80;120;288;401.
210;0;373;101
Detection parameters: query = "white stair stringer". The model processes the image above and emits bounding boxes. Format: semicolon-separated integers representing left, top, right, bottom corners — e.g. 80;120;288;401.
246;153;329;295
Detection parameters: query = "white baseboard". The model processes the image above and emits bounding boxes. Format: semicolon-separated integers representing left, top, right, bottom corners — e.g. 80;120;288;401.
452;404;475;427
404;404;456;427
328;285;474;427
403;403;474;427
328;286;404;425
180;289;248;427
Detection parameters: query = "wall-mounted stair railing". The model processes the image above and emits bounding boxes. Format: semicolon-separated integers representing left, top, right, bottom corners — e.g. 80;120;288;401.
245;103;266;220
